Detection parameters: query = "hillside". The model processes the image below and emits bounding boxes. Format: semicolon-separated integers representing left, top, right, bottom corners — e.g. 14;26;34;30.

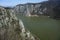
14;1;60;19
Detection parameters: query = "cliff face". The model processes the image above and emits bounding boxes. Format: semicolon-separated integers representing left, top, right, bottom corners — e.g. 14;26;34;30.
0;7;40;40
14;1;52;16
14;1;60;19
14;2;49;16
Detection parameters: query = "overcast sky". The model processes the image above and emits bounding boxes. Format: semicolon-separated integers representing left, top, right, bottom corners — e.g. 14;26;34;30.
0;0;47;7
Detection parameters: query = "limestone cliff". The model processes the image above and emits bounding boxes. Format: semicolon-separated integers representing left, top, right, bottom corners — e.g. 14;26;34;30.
14;1;50;16
14;1;60;19
0;7;40;40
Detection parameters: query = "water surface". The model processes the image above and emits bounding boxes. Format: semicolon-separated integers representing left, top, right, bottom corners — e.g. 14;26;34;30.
17;16;60;40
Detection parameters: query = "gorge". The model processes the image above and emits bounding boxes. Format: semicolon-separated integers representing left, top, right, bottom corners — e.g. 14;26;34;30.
0;0;60;40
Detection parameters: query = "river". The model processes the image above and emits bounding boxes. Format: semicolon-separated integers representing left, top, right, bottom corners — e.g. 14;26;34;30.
17;15;60;40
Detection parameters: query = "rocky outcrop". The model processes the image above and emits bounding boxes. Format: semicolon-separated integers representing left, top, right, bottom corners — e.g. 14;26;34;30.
14;1;60;19
14;2;50;16
14;1;50;16
0;7;40;40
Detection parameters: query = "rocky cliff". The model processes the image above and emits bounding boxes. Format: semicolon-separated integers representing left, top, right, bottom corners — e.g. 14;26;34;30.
14;2;49;16
0;6;40;40
14;1;60;19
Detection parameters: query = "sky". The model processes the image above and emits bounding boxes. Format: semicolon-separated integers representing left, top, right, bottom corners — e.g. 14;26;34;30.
0;0;47;7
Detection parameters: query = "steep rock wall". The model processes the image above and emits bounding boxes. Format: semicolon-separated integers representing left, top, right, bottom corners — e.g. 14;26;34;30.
0;7;40;40
14;1;60;19
14;2;49;16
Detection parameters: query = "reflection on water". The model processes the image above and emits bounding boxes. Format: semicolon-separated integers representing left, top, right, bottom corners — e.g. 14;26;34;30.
17;16;60;40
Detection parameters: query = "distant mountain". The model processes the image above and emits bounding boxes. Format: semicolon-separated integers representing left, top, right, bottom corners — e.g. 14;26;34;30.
0;0;60;19
14;1;60;19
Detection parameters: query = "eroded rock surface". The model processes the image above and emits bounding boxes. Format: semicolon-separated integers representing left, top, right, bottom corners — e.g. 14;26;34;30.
14;1;60;19
0;7;40;40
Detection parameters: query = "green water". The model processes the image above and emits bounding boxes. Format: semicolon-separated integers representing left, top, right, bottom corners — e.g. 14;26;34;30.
17;16;60;40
